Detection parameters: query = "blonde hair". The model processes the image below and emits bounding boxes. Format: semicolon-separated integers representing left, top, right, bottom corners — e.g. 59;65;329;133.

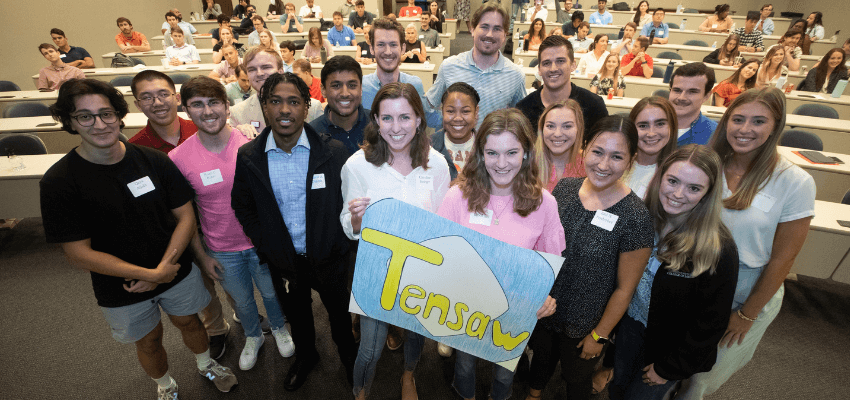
708;87;786;210
644;144;733;276
535;100;585;184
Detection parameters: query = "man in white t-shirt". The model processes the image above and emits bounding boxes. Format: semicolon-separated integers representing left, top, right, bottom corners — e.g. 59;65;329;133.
299;0;323;18
165;27;201;66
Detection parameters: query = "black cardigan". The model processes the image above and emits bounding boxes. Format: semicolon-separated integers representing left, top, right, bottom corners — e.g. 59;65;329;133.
797;67;849;93
231;124;351;286
643;239;739;382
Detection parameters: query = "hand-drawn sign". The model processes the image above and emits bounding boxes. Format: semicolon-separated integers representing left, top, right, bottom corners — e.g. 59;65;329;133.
349;199;564;371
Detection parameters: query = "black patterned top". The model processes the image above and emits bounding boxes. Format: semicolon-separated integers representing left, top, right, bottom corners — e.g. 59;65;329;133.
541;177;654;338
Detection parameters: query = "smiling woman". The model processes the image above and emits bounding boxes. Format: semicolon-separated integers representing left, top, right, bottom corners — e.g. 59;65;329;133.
622;96;678;199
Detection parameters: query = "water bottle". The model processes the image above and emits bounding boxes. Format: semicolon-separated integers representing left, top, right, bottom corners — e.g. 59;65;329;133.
518;39;524;54
517;57;524;67
320;46;327;63
521;7;526;22
680;19;686;31
711;41;717;48
618;27;624;40
731;22;736;31
649;29;656;44
663;60;675;83
676;1;683;14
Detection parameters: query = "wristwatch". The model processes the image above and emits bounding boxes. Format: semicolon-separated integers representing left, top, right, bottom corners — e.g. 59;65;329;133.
591;329;609;344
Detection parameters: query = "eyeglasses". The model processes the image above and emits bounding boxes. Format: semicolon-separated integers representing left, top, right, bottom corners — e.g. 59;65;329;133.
137;93;175;105
71;111;119;127
187;99;226;110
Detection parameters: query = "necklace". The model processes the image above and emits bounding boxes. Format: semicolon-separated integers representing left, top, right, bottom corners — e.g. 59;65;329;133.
490;196;513;225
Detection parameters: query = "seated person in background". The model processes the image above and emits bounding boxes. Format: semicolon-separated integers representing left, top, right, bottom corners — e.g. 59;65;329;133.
798;48;849;93
213;27;245;63
788;19;811;55
36;43;85;92
765;30;803;72
699;4;733;33
246;15;266;47
399;0;421;17
386;13;398;22
639;8;669;45
160;9;196;35
300;0;323;18
419;12;440;48
612;22;637;56
756;45;787;88
526;0;549;23
427;1;444;33
302;27;334;62
712;58;760;107
280;2;304;33
558;0;574;23
165;27;201;66
280;41;297;72
589;0;613;25
203;0;223;19
703;34;740;66
549;27;564;37
568;22;592;54
164;11;196;47
590;53;626;97
621;37;653;78
844;38;850;68
211;15;240;47
806;11;824;42
209;44;242;83
757;4;774;35
115;17;150;54
577;34;609;77
732;11;765;52
356;26;374;64
293;58;325;102
349;0;375;33
233;0;250;20
338;0;356;19
524;18;547;52
239;5;266;34
49;28;94;69
256;29;281;56
267;0;284;17
562;11;584;38
403;23;427;63
328;12;358;46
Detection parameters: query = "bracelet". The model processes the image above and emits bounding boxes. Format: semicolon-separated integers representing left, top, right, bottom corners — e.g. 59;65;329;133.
737;309;757;322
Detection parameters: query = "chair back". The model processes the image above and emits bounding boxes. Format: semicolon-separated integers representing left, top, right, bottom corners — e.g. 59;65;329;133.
652;89;670;98
657;51;683;60
168;73;192;85
0;133;48;156
652;66;664;78
0;80;21;92
109;76;135;87
780;129;824;151
2;102;52;118
684;40;709;47
792;104;839;119
529;58;539;68
842;188;850;205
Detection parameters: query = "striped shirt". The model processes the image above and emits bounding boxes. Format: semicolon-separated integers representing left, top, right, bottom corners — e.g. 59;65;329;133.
732;27;764;51
266;129;310;254
426;51;527;129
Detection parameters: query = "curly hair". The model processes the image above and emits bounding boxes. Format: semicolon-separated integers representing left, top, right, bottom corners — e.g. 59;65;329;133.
50;79;129;134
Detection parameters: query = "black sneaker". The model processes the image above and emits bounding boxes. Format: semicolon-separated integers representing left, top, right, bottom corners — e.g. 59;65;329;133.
233;313;272;334
210;325;229;360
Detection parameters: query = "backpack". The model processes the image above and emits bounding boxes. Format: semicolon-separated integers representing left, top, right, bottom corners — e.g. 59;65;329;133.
612;2;630;11
111;53;144;68
319;18;334;32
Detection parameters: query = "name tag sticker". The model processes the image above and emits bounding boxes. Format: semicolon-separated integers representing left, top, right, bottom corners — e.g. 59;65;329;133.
251;120;260;128
60;54;66;58
591;210;619;231
419;34;424;38
752;192;776;213
417;174;433;190
200;169;223;186
361;50;368;55
311;173;326;189
712;24;718;28
345;36;350;41
128;176;155;198
469;210;494;226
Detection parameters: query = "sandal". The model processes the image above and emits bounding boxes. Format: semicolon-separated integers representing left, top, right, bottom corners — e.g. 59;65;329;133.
591;367;614;395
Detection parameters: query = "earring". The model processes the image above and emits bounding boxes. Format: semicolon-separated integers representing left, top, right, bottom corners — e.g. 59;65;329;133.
523;154;527;160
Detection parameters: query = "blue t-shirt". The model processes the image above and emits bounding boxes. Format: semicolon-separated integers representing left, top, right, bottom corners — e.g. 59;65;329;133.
327;25;355;46
589;11;613;25
640;22;670;38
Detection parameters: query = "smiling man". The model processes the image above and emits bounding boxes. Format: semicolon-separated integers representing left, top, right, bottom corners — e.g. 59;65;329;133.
310;55;369;155
667;62;717;146
209;45;242;83
164;11;196;47
426;3;526;129
516;35;607;132
36;43;85;92
231;72;355;392
130;71;196;151
49;28;94;69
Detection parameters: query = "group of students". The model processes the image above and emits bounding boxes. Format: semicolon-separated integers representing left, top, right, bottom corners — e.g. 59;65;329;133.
35;2;819;400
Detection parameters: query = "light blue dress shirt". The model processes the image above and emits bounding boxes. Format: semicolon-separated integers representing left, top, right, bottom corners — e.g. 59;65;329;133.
266;128;310;254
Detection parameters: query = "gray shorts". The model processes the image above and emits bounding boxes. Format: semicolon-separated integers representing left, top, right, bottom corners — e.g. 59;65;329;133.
100;265;210;344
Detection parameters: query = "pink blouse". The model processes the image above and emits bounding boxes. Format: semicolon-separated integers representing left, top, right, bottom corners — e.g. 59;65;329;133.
301;39;335;59
546;158;586;192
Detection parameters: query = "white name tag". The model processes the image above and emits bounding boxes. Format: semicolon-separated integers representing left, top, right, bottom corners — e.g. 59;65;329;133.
419;34;424;39
752;192;776;213
417;174;433;191
60;54;66;58
128;176;155;197
469;210;494;226
591;210;619;231
361;50;367;55
344;36;350;41
251;120;260;128
712;24;718;28
200;169;223;186
311;173;326;189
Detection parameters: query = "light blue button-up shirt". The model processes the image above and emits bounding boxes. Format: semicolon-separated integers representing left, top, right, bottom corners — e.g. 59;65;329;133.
266;129;310;254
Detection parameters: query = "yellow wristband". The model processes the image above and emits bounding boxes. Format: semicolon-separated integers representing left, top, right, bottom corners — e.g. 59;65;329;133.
591;329;607;342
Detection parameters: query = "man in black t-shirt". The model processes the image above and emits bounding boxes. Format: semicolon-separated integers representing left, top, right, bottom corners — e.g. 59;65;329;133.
40;79;237;399
49;28;94;69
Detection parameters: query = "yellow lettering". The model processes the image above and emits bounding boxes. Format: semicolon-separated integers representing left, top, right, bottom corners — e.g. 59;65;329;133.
361;228;444;311
446;302;469;331
491;320;529;351
400;285;425;315
465;311;490;340
423;292;450;325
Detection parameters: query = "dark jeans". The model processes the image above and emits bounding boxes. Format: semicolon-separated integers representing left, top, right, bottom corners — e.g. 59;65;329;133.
272;255;356;366
609;315;678;400
528;325;597;400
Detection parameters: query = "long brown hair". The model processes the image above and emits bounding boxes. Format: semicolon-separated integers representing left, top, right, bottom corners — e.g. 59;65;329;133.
308;27;322;48
724;58;760;89
815;48;847;90
644;144;733;275
457;108;543;217
628;96;679;164
535;100;585;183
362;82;431;169
708;87;786;210
718;34;740;62
598;54;621;88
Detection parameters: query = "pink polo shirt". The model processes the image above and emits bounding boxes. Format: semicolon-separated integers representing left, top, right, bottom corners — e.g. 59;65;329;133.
169;128;253;252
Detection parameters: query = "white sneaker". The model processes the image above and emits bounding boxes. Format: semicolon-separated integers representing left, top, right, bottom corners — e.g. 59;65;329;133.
437;342;454;357
272;327;296;358
156;378;178;400
239;335;265;370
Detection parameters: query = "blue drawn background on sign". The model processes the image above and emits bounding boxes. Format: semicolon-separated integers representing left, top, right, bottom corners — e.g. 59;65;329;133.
350;199;560;366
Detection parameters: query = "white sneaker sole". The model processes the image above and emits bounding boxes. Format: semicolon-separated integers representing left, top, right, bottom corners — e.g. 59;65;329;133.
239;336;265;371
